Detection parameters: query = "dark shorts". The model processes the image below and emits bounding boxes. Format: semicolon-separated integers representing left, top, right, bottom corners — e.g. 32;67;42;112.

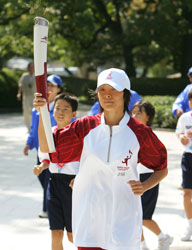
140;173;159;220
47;173;75;232
181;152;192;189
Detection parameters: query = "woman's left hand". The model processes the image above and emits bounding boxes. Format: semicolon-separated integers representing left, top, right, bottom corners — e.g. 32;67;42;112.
69;178;75;189
128;180;144;196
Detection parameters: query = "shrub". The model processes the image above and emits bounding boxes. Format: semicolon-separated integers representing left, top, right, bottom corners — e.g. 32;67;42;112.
0;70;183;129
0;68;22;111
62;76;188;97
143;95;178;129
131;77;188;96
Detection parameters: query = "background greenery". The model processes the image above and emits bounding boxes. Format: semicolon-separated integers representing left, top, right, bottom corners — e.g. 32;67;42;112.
0;1;192;77
1;0;191;129
143;96;178;129
0;69;179;129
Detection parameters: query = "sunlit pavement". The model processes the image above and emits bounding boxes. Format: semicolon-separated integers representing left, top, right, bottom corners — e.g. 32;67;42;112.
0;104;192;250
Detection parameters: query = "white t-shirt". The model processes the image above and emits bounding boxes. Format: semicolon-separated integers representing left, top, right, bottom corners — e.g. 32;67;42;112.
176;111;192;153
19;72;36;99
49;112;167;250
38;126;79;175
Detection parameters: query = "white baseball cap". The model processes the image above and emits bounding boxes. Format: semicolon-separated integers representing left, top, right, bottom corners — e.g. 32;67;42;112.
188;67;192;76
97;68;131;91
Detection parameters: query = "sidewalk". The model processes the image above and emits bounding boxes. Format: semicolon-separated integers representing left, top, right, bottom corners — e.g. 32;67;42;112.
0;104;191;250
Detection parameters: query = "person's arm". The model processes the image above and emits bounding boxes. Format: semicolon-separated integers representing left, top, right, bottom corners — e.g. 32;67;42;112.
172;92;184;116
33;93;50;153
172;85;191;116
33;160;50;176
69;178;75;189
88;101;100;115
38;111;50;152
128;121;168;195
17;86;23;101
17;73;25;101
129;168;167;195
129;90;142;110
24;145;30;155
178;133;189;145
176;114;189;145
24;108;39;155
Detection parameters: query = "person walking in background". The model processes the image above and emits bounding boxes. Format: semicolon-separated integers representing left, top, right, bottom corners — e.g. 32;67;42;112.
172;67;192;117
132;100;173;250
88;89;142;115
24;74;63;218
176;88;192;241
34;68;168;250
34;93;79;250
17;62;36;132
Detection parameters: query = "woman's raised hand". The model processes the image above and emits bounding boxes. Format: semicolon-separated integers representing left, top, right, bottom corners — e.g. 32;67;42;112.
33;93;47;112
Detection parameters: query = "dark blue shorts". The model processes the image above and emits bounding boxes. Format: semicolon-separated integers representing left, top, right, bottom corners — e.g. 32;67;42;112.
47;173;75;232
140;173;159;220
181;152;192;189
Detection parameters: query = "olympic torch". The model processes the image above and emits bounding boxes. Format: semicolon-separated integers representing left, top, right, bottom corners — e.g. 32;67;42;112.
34;17;55;153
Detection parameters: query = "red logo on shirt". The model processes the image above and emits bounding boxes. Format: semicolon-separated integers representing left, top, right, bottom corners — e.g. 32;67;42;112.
106;71;112;80
57;163;65;168
122;150;133;166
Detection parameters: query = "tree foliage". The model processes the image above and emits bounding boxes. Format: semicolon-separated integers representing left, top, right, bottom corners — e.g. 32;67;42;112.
0;0;192;77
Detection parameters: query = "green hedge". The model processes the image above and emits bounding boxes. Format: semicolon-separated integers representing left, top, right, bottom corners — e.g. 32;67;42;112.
0;68;22;111
62;76;96;103
0;69;185;130
132;77;188;96
143;95;178;129
62;76;188;97
0;69;188;110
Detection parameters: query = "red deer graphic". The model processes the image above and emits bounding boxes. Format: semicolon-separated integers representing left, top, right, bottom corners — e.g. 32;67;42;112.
122;150;133;166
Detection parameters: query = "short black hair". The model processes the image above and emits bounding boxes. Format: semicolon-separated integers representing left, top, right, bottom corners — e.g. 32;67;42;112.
54;92;78;112
188;88;192;100
132;100;155;126
27;62;33;70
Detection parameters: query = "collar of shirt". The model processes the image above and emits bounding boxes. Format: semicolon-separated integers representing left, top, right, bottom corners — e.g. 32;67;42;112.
101;112;130;134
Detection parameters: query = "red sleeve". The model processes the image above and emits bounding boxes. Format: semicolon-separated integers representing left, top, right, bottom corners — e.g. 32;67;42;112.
49;114;101;164
128;117;167;171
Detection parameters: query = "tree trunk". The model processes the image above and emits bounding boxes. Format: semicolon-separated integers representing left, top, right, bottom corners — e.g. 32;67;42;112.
122;44;136;77
181;34;192;77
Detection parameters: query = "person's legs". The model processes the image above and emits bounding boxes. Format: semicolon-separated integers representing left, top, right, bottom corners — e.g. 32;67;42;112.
48;175;65;248
140;173;173;249
141;229;149;250
143;219;161;235
23;99;32;132
181;153;192;240
142;219;173;249
181;189;192;240
36;156;48;217
44;168;50;211
183;189;192;219
140;173;159;249
67;232;73;243
51;230;64;250
38;168;50;213
61;174;75;244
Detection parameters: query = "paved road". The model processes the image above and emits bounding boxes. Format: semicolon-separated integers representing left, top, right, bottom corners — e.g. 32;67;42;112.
0;104;192;250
